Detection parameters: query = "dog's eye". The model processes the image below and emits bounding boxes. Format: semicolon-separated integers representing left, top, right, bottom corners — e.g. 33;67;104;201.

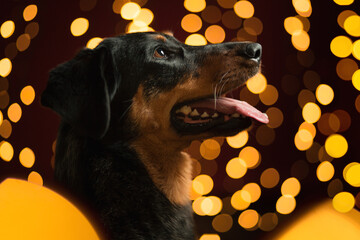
154;48;167;59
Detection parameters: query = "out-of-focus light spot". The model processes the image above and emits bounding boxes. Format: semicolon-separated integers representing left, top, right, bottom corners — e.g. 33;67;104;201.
200;139;220;160
260;168;280;188
302;102;321;123
23;4;38;21
336;58;358;81
334;0;354;5
121;2;141;20
242;183;261;203
318;146;334;163
212;214;233;233
181;14;202;33
333;192;355;213
19;147;35;168
352;69;360;91
222;10;242;29
0;120;12;139
86;37;103;49
226;130;248;148
112;0;125;14
226;158;247;179
244;17;263;36
259;84;278;106
356;95;360;113
281;178;301;197
276;195;296;215
293;0;312;17
298;89;315;108
0;141;13;162
317;161;335;182
192;174;213;195
201;5;222;24
0;111;2;126
316;84;334;105
203;196;222;216
205;25;225;44
70;18;89;37
239;146;261;169
20;85;35;105
126;22;154;33
294;129;313;151
185;33;207;46
338;10;356;28
199;234;220;240
266;107;284;129
240;86;259;106
16;33;31;52
237;28;257;42
343;162;360;187
299;122;316;138
0;58;12;77
291;30;310;51
303;70;320;91
184;0;206;13
328;179;343;197
256;125;275;146
353;40;360;60
284;17;303;35
234;1;254;19
193;197;206;215
344;15;360;37
317;113;339;135
259;213;278;231
239;209;259;229
231;190;251;210
133;8;154;27
217;0;237;8
1;20;15;39
28;171;43;186
7;103;21;123
246;73;267;94
325;134;348;158
330;36;353;58
25;22;39;39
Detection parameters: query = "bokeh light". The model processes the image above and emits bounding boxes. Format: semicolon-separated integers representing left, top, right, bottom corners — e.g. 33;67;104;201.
86;37;103;49
1;20;15;38
200;139;221;160
352;40;360;60
259;85;278;106
336;58;358;81
234;1;254;19
238;209;259;229
294;129;313;151
246;73;267;94
185;33;207;46
258;213;278;231
226;130;248;148
284;17;303;35
231;190;251;210
181;14;203;33
23;4;38;22
217;0;237;9
121;2;141;20
243;183;261;203
316;161;335;182
20;85;35;105
205;25;225;43
70;18;89;37
226;157;247;179
0;120;12;139
133;8;154;27
256;125;275;146
193;174;214;195
202;5;222;24
16;33;31;52
266;107;284;129
344;15;360;37
28;171;43;186
281;178;301;197
0;58;12;77
333;0;354;5
343;162;360;187
7;103;22;123
316;84;334;105
212;214;233;233
239;146;261;169
330;36;353;58
244;17;263;36
332;192;355;213
352;69;360;91
276;195;296;215
199;234;220;240
291;30;310;51
222;10;242;29
0;141;13;162
19;147;35;168
184;0;206;13
302;102;321;123
325;134;348;158
260;168;280;188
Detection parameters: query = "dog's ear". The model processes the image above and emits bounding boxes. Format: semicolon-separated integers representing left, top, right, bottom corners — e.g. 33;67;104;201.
41;41;120;139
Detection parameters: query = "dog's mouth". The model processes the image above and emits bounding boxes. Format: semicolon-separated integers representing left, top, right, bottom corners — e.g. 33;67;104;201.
170;87;269;135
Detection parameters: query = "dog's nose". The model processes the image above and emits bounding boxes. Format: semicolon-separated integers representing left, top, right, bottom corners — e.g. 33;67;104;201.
245;43;262;63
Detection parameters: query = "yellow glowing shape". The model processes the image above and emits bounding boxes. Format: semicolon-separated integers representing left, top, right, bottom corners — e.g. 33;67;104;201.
325;134;348;158
291;30;310;51
23;4;38;21
133;8;154;27
121;2;141;20
226;130;248;148
70;18;89;37
259;84;278;106
239;146;260;169
19;147;35;168
333;192;355;213
334;0;354;4
344;15;360;37
86;37;103;49
352;69;360;91
276;200;360;239
199;234;220;240
330;36;353;58
16;33;31;52
226;157;247;179
234;1;254;19
238;209;259;229
292;0;312;17
205;196;222;216
246;73;267;94
193;197;206;216
200;197;213;215
0;141;13;162
266;107;284;129
242;183;261;203
7;103;21;123
343;162;360;187
298;122;316;138
20;85;35;105
200;139;220;160
184;0;206;13
28;171;43;186
281;178;301;197
1;20;15;38
126;22;153;33
185;34;207;46
260;168;280;188
231;190;251;210
276;195;296;215
352;39;360;60
302;102;321;123
192;174;213;195
338;10;356;28
212;214;233;233
317;161;335;182
316;84;334;105
181;14;202;33
0;179;100;239
205;25;225;44
294;130;313;151
0;111;2;126
0;58;12;77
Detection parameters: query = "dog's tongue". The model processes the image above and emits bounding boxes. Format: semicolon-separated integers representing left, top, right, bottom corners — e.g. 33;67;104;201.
191;97;269;124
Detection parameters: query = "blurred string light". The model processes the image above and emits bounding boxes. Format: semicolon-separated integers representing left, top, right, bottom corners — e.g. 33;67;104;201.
70;18;89;37
0;20;15;38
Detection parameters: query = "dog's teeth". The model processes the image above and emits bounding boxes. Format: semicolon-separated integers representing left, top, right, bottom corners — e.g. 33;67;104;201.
190;109;200;116
212;113;219;118
201;112;209;118
232;113;240;118
179;105;192;115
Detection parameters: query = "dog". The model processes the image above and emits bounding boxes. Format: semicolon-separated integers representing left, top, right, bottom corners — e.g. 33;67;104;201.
41;32;268;240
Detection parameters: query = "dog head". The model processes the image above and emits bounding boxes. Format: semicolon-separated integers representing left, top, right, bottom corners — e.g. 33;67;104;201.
42;32;268;145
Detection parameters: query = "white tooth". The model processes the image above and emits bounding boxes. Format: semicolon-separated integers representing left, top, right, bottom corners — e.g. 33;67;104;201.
190;109;200;116
232;113;240;118
212;113;219;118
201;112;209;118
180;105;192;115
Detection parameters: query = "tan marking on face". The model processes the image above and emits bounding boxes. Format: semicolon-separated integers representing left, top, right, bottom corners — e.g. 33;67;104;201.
154;34;166;42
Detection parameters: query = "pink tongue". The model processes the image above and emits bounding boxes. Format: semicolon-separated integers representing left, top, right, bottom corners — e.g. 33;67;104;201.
190;97;269;124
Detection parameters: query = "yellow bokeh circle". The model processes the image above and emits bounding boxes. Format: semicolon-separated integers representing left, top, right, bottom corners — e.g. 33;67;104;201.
121;2;141;20
352;69;360;91
185;34;207;46
316;84;334;105
0;58;12;78
231;190;251;210
302;102;321;123
1;20;15;38
330;36;353;58
316;161;335;182
325;134;348;158
226;130;248;148
86;37;103;49
20;85;35;105
343;162;360;187
192;174;214;195
200;139;221;160
291;30;310;51
19;147;35;168
333;0;354;5
184;0;206;13
205;25;225;44
234;1;254;19
276;195;296;215
332;192;355;213
0;141;14;162
181;14;202;33
226;157;247;179
70;18;89;37
7;103;22;123
352;39;360;60
242;183;261;203
344;15;360;37
238;209;259;229
281;177;301;197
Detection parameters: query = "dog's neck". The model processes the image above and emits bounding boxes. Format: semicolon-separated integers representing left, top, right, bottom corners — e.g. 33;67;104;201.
130;137;193;206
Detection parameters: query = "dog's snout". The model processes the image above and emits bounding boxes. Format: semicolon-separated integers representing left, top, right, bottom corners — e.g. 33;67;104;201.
245;43;262;63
